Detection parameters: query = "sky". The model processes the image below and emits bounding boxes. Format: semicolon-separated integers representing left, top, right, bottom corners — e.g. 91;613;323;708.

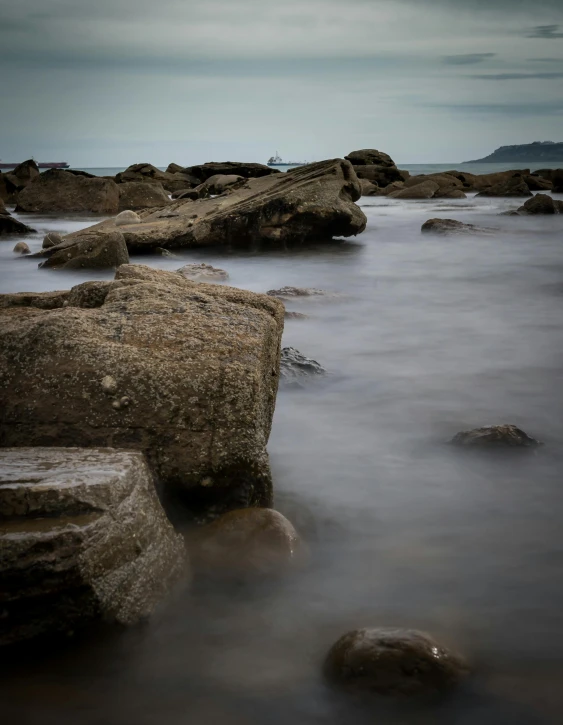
1;0;562;167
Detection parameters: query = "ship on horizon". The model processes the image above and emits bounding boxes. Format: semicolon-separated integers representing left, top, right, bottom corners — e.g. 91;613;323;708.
267;152;306;167
0;159;70;170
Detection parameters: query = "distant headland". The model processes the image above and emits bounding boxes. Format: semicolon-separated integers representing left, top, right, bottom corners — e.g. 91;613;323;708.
464;141;563;164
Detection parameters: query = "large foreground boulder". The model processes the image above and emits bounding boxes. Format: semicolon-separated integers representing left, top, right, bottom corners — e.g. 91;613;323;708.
0;265;284;510
16;169;120;213
0;447;187;646
58;159;366;252
34;229;129;270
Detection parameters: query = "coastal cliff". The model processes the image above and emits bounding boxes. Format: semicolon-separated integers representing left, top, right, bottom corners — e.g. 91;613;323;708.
464;141;563;164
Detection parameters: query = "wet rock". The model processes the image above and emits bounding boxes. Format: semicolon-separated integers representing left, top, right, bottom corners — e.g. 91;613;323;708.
118;181;171;211
421;218;481;234
524;175;553;191
345;149;396;168
515;194;563;215
0;198;6;215
0;265;284;508
388;181;439;199
13;241;31;255
176;263;229;281
267;286;328;298
34;229;129;270
0;214;36;236
280;347;326;383
182;161;280;183
115;209;142;226
43;231;63;249
0;172;18;204
404;174;464;196
188;507;302;577
16;169;120;214
60;159;366;252
155;247;179;257
377;181;405;196
463;170;530;193
450;424;542;448
324;628;469;696
476;177;532;198
284;310;309;320
0;447;188;646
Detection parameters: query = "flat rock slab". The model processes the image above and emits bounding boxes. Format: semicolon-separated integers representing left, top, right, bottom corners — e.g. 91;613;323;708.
0;447;188;646
57;159;366;253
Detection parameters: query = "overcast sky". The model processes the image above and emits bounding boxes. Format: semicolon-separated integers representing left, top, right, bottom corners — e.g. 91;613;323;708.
1;0;562;167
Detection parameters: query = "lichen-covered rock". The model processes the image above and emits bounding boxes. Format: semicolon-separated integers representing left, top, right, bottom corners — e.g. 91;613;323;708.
188;507;303;576
176;263;229;281
59;159;366;252
450;424;542;448
0;265;284;510
324;628;469;696
0;447;188;646
15;169;120;214
35;229;129;270
43;231;63;248
118;182;171;211
13;241;30;255
280;347;326;384
115;210;142;226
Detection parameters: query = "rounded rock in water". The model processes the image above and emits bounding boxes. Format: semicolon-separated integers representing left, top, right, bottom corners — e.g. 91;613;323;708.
450;424;542;448
115;210;141;226
13;241;31;255
43;232;63;249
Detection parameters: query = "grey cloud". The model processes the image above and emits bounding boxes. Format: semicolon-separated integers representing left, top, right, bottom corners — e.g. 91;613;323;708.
469;71;563;79
528;57;563;62
442;53;496;65
526;24;563;38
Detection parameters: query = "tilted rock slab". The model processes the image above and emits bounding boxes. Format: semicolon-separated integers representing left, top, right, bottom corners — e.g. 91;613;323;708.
57;159;366;253
0;265;284;508
0;447;188;646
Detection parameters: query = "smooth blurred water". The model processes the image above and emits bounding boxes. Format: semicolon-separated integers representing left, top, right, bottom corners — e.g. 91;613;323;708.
1;191;563;725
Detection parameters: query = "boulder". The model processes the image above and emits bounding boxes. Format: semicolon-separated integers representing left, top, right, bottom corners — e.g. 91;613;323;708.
182;161;280;183
7;159;40;190
280;347;326;384
118;182;171;211
359;179;379;196
534;168;562;185
284;310;309;320
43;231;63;248
59;159;366;252
515;194;563;215
0;172;18;203
404;174;463;192
188;508;302;576
421;218;482;234
177;263;229;281
114;164;192;193
267;286;328;298
0;198;6;215
34;229;129;270
0;213;36;236
377;181;405;196
13;241;31;255
0;447;187;646
450;424;542;448
439;189;467;199
203;174;244;195
388;181;439;199
524;175;553;191
0;290;69;310
16;170;120;214
166;163;185;174
115;210;141;226
476;177;532;198
324;628;469;696
354;164;405;187
0;265;285;511
345;149;396;168
467;170;530;193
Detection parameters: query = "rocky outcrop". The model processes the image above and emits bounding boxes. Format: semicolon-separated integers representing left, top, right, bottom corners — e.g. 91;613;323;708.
203;174;244;195
359;179;379;196
188;508;302;577
0;290;69;309
345;149;409;189
34;229;129;270
177;263;229;281
421;218;484;234
3;159;40;194
345;149;396;167
0;211;36;236
0;447;187;646
59;159;366;252
515;194;563;215
324;628;469;696
0;265;285;512
182;161;279;182
524;175;553;191
450;424;542;448
280;347;326;385
118;182;171;211
16;170;120;214
476;177;532;197
115;164;197;193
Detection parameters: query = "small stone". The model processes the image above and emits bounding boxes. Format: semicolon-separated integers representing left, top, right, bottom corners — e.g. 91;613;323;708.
154;247;178;257
115;210;141;226
280;347;326;384
284;310;309;320
267;286;328;298
101;375;118;394
176;263;229;282
43;232;63;249
13;241;31;255
450;424;542;448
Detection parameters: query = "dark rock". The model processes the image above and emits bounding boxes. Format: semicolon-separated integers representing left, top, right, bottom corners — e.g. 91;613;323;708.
8;159;40;190
388;181;439;199
166;163;185;174
188;508;302;577
43;232;63;248
176;263;229;281
359;179;379;196
377;181;405;196
16;169;120;214
267;286;328;298
524;175;553;191
63;169;96;178
284;310;309;320
0;214;36;236
450;424;542;448
345;149;396;168
516;194;562;215
203;174;245;195
0;265;285;506
438;189;467;199
36;229;129;270
324;628;469;696
421;218;481;234
280;347;326;383
354;164;404;187
0;447;188;646
0;172;18;203
118;181;171;211
182;161;280;183
60;159;366;252
476;177;532;198
13;241;31;255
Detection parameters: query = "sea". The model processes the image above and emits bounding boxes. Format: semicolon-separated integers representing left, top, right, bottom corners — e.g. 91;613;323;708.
1;165;563;725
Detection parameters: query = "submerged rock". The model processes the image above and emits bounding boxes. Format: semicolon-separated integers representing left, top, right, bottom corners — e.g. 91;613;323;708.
284;310;309;320
36;229;129;270
12;241;30;255
450;424;542;448
189;507;302;577
515;194;563;215
267;286;328;298
16;169;120;214
324;628;469;696
0;447;188;646
280;347;326;383
176;263;229;281
421;218;482;234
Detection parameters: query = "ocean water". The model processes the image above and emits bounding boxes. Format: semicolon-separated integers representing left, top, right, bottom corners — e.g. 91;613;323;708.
1;190;563;725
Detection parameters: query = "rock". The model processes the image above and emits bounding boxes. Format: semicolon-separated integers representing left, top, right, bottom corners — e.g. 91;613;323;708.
280;347;326;384
388;181;439;199
324;628;469;696
267;286;328;298
154;247;179;257
7;159;40;190
203;174;244;195
0;214;36;236
465;170;530;193
0;265;285;510
188;508;302;576
60;159;366;252
524;175;553;191
359;179;379;196
43;231;63;248
16;170;120;214
115;210;141;226
284;310;309;320
166;163;185;174
118;182;171;211
377;181;405;196
530;168;562;186
421;218;481;234
0;198;7;215
0;172;18;203
450;424;542;448
172;187;206;201
0;291;69;309
475;176;532;197
0;447;188;646
345;149;396;168
354;164;405;187
438;189;467;199
404;174;463;193
171;188;196;200
13;241;31;255
182;161;280;183
516;194;562;215
176;263;229;281
35;229;129;270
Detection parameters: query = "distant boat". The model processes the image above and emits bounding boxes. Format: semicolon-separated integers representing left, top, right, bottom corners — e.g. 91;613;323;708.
0;160;70;170
267;152;306;167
